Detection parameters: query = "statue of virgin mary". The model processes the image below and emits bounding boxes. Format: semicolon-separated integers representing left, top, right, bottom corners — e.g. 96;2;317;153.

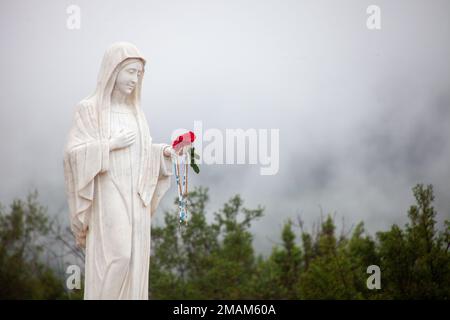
63;42;174;299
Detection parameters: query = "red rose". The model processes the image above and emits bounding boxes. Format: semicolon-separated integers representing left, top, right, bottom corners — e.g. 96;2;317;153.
172;131;196;151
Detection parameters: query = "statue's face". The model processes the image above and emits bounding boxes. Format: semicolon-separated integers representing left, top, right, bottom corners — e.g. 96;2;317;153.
114;60;143;96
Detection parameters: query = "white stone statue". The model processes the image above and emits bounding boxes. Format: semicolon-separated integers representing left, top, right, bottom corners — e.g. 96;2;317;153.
63;42;176;299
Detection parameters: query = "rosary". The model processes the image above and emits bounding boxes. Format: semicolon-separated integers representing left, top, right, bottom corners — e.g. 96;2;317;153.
170;131;200;226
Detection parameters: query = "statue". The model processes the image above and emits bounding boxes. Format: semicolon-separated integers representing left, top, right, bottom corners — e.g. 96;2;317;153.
63;42;176;299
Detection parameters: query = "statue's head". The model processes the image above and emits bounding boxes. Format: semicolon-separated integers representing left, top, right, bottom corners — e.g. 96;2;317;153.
87;42;146;138
114;58;144;96
91;42;146;102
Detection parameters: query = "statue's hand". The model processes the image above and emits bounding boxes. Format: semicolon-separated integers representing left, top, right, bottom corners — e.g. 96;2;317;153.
163;145;172;158
163;145;186;158
109;129;136;151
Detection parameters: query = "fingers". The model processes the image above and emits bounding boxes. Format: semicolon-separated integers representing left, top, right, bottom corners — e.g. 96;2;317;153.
123;134;136;146
126;131;136;144
119;131;136;145
111;129;138;150
116;129;135;137
123;130;136;138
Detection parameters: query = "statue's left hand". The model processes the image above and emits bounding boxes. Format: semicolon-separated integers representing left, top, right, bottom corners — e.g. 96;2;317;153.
163;145;185;158
163;145;178;158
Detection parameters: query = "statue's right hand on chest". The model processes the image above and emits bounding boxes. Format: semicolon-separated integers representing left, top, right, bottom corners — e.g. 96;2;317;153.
109;128;137;151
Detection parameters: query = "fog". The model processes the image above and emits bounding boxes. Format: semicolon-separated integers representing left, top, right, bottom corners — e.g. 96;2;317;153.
1;0;449;254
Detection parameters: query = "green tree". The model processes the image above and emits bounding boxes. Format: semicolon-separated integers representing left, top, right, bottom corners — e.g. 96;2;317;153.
150;187;263;299
298;216;363;299
377;184;450;299
0;191;67;299
2;183;448;300
250;219;302;299
150;183;450;300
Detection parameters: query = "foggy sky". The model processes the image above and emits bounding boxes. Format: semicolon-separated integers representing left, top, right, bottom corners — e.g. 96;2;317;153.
1;0;449;254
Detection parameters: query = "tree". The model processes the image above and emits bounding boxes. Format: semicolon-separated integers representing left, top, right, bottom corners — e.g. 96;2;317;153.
1;183;448;300
0;191;67;299
149;183;450;300
249;219;302;299
298;216;363;299
150;187;263;299
377;184;450;299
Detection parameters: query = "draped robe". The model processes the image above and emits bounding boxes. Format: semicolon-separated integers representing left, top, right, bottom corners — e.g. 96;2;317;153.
63;42;172;299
